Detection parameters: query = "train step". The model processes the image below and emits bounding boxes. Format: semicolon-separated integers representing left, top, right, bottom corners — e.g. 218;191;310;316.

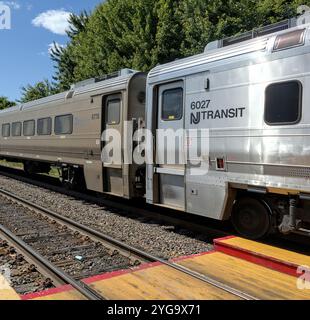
214;236;310;277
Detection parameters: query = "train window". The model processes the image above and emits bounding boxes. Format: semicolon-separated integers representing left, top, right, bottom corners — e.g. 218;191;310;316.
12;122;22;137
23;120;35;136
55;114;73;135
273;29;305;51
2;124;10;137
265;81;302;125
106;99;121;125
37;117;52;135
162;88;183;121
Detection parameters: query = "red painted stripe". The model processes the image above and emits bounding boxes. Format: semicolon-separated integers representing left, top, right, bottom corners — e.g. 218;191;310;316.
214;239;299;270
171;250;216;263
214;241;299;277
214;235;236;242
21;250;214;300
21;284;73;300
83;261;162;284
21;262;161;300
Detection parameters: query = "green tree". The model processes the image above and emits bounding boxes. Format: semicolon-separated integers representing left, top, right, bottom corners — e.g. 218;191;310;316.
50;11;90;91
176;0;213;56
0;96;16;110
19;80;57;103
70;0;184;80
49;0;310;90
66;10;89;38
50;43;76;91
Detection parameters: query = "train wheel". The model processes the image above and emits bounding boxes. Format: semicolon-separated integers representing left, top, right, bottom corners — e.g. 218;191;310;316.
231;197;271;240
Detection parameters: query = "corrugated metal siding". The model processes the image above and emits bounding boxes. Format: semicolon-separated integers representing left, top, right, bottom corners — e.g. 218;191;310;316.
148;24;310;82
148;38;269;82
0;72;136;117
73;75;132;97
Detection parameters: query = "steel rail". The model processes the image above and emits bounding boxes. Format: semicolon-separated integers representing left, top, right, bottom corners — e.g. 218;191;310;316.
0;166;231;239
0;222;104;300
0;187;258;301
0;229;65;288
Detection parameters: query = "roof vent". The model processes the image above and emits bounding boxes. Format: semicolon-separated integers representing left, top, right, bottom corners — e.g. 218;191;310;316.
70;69;138;89
273;28;306;51
70;78;96;90
205;40;223;51
119;68;138;76
204;18;298;52
66;90;75;99
94;68;137;81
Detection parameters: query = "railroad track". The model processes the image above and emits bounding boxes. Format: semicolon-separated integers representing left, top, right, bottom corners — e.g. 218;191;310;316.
0;165;308;256
0;230;59;294
0;187;257;300
0;225;103;300
0;165;231;240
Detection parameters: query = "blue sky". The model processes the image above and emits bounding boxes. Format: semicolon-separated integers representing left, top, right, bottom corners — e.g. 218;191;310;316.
0;0;104;101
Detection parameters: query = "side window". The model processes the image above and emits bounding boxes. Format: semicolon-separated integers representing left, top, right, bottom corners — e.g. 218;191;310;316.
23;120;35;136
2;124;10;137
12;122;22;137
55;114;73;135
37;117;52;135
162;88;183;121
265;81;302;125
106;99;121;125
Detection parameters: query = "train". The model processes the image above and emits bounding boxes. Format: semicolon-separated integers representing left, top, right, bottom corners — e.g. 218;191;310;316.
1;18;310;240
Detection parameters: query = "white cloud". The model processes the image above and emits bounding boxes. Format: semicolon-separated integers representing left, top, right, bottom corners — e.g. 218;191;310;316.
0;1;21;9
38;42;66;57
32;10;71;35
48;42;66;55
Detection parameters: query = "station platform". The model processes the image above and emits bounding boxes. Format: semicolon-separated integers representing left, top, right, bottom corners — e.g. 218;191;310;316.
21;259;240;300
0;274;20;300
1;236;310;300
214;236;310;277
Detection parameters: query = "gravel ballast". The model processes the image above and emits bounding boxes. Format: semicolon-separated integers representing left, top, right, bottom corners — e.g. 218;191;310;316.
0;175;213;259
0;236;54;295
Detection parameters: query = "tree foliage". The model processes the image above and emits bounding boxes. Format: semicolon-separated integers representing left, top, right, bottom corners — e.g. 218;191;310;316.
19;80;57;103
59;0;310;83
66;10;89;39
0;96;16;110
50;11;90;91
20;0;310;101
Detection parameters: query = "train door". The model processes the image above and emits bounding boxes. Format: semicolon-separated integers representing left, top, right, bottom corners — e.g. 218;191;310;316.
156;81;185;210
102;93;124;196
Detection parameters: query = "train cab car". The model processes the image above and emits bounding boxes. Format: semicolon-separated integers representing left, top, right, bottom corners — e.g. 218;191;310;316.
0;69;146;199
146;19;310;239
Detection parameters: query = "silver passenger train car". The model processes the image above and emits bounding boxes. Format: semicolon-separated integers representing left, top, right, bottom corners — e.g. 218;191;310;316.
146;19;310;239
0;69;147;199
1;19;310;239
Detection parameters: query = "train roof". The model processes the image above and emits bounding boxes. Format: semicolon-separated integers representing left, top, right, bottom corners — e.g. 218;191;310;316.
0;68;139;116
0;105;22;115
148;19;310;83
